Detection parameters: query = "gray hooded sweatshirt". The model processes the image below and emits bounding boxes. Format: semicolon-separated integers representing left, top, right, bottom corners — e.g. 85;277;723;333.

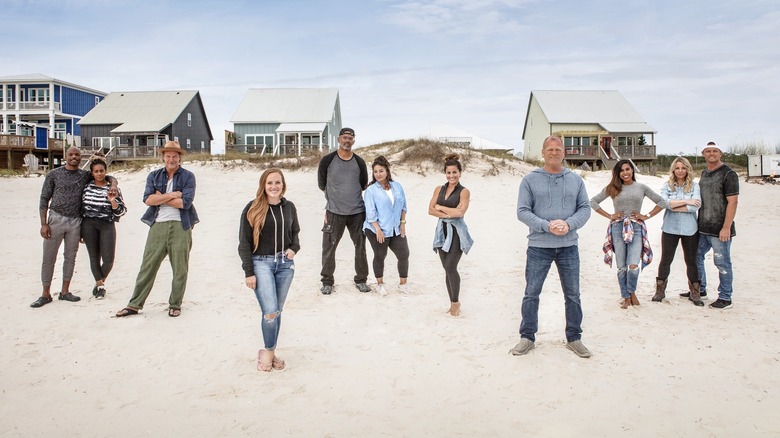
517;167;591;248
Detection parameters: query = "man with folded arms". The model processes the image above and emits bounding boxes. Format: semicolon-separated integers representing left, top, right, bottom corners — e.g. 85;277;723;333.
115;140;198;318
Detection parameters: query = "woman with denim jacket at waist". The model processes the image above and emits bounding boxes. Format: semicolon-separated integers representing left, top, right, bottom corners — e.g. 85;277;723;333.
363;156;410;296
590;160;666;309
238;168;300;373
653;157;703;306
429;153;474;317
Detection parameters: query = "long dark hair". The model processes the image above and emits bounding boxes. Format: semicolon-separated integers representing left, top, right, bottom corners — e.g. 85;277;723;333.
369;155;394;186
606;159;636;198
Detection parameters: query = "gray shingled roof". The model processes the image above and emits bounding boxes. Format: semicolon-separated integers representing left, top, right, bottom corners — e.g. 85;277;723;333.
230;88;339;123
78;90;200;133
524;90;655;137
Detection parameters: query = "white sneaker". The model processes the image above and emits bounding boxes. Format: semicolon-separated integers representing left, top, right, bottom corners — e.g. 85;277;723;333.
397;283;409;294
377;284;388;296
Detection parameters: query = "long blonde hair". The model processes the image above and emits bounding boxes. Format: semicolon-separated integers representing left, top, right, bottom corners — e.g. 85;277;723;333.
666;157;694;193
246;168;286;251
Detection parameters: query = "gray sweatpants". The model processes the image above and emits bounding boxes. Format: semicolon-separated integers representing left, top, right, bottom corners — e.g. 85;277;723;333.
41;211;82;287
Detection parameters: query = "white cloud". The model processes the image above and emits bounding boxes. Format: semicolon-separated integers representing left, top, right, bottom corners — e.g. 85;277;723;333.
383;0;534;35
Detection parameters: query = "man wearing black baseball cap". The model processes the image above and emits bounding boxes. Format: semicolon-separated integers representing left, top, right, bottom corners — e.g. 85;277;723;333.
317;127;370;294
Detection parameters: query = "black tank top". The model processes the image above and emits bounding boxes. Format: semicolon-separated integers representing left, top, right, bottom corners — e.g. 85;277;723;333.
437;183;464;208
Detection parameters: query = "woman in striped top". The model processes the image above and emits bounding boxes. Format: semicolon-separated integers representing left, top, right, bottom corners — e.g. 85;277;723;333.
81;158;126;299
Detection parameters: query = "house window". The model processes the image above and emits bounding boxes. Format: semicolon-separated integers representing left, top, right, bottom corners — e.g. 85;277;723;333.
174;136;179;142
146;137;165;147
246;134;273;151
28;88;49;102
301;135;321;145
564;136;592;146
187;113;191;127
201;141;205;150
95;96;100;105
186;138;191;149
54;122;67;139
92;137;116;148
617;136;634;147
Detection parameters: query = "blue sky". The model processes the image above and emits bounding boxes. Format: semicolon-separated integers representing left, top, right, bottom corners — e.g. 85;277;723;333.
3;0;778;154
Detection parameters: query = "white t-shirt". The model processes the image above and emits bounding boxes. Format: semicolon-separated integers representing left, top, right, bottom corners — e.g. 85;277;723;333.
156;178;182;222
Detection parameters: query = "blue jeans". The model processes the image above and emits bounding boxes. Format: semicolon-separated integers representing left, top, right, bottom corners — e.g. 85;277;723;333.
252;253;295;350
611;222;643;299
520;246;583;343
697;234;733;301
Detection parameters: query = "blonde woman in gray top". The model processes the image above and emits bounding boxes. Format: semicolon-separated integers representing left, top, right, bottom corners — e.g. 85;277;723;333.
590;160;666;308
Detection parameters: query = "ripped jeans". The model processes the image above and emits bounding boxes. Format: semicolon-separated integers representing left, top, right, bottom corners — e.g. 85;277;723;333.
252;253;295;350
611;222;643;299
697;234;733;301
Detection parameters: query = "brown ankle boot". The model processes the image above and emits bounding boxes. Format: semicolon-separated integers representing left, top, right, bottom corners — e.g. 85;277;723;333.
652;278;667;302
688;281;704;306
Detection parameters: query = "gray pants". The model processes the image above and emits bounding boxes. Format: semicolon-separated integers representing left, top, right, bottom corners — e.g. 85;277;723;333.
41;211;82;288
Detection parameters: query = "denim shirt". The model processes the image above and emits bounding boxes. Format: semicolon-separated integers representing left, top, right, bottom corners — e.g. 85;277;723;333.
432;217;474;254
660;181;700;237
140;166;199;230
363;181;407;236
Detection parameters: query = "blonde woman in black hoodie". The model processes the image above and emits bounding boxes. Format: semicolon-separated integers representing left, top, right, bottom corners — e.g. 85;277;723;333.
238;168;300;372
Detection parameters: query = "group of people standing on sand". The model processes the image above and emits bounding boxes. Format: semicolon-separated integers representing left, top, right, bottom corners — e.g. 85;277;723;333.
31;140;198;320
510;137;738;359
30;131;738;369
588;141;738;311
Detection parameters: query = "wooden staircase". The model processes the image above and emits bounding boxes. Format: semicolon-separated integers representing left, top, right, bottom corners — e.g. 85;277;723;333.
80;145;117;170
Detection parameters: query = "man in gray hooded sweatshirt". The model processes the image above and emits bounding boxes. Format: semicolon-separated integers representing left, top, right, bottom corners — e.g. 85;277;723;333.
511;135;593;358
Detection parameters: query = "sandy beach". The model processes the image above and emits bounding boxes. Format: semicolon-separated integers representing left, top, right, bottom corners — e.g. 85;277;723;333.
1;157;778;437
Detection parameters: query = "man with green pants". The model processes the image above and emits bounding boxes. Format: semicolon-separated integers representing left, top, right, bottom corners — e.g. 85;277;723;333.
116;141;198;318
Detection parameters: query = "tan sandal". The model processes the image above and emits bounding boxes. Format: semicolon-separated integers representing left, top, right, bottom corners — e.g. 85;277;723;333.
257;350;273;372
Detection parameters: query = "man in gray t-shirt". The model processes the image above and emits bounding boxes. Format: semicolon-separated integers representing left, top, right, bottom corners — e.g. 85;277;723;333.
316;127;370;294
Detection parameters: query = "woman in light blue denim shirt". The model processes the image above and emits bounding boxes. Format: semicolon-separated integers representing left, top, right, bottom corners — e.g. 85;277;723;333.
654;157;704;306
363;156;410;296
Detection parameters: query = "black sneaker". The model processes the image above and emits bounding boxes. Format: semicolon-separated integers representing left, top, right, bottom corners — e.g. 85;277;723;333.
320;285;333;295
709;299;732;309
680;291;707;298
95;287;106;300
92;286;99;298
355;283;371;293
58;292;81;302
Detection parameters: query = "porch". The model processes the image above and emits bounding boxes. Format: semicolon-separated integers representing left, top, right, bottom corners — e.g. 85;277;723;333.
225;142;329;156
0;134;66;170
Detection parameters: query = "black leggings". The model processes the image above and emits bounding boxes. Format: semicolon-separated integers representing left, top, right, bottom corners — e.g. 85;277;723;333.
438;230;463;303
657;231;699;284
81;217;117;282
365;230;410;279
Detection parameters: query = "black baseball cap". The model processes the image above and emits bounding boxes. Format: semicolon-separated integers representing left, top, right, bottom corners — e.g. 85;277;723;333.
339;127;355;136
